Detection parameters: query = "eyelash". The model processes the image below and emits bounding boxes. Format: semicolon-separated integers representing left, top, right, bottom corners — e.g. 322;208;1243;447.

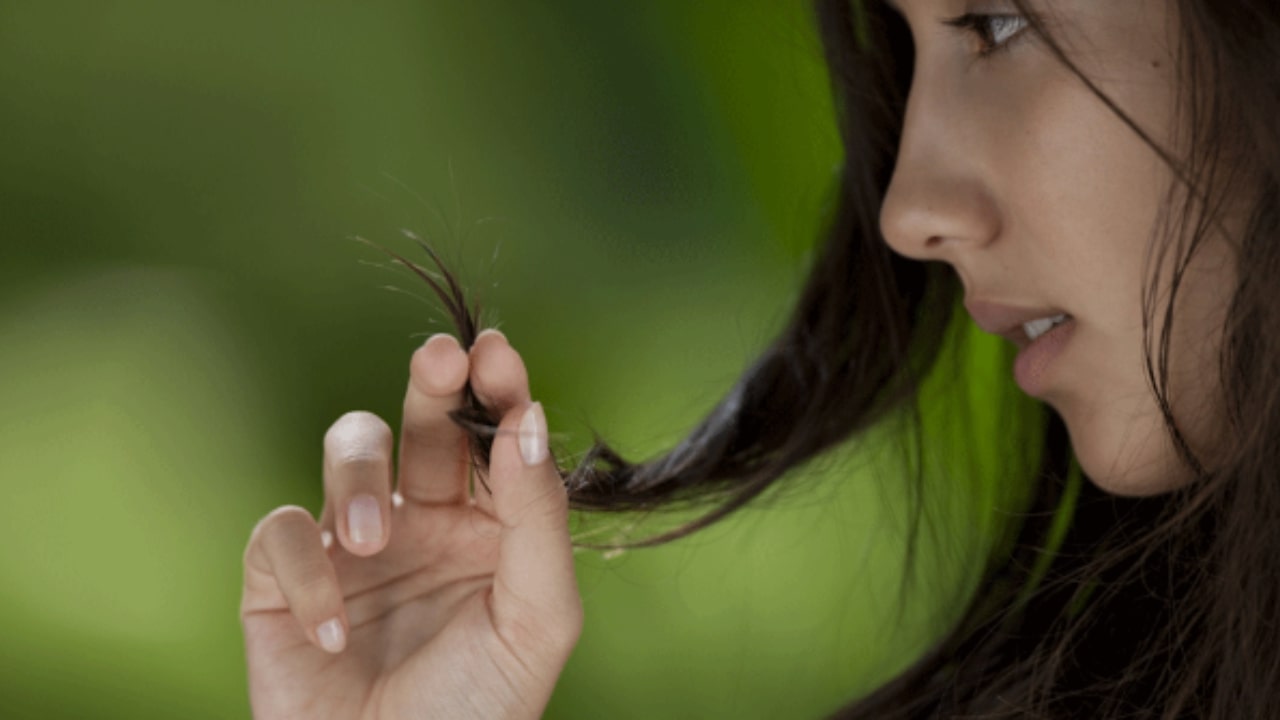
941;13;1030;58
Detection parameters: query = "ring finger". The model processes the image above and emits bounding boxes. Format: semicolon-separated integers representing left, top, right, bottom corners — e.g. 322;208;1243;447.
320;410;394;556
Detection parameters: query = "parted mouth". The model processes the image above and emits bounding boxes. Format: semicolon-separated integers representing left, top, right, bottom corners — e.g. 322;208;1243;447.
1022;314;1072;342
964;299;1074;350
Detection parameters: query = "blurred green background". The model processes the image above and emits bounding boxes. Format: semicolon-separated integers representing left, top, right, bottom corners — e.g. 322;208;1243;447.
0;1;1029;717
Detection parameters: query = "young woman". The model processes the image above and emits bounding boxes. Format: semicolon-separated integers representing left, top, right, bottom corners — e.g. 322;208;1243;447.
240;0;1280;716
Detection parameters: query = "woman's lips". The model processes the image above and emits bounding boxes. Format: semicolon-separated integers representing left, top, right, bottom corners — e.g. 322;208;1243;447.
964;298;1077;395
964;299;1073;343
1013;316;1076;396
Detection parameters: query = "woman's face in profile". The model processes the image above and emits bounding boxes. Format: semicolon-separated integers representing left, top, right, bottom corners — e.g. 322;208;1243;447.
877;0;1236;495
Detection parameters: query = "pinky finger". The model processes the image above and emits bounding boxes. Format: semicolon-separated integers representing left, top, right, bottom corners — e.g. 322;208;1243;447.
243;505;349;653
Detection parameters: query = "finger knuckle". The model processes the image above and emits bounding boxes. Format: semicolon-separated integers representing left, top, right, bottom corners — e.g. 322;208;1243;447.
291;570;338;601
263;506;321;547
243;505;314;568
517;485;570;525
251;505;311;539
266;503;315;527
331;454;391;475
273;551;338;604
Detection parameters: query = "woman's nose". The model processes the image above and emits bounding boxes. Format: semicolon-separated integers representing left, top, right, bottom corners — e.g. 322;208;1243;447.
878;83;1002;265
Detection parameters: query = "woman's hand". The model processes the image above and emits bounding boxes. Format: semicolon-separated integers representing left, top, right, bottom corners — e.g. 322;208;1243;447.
240;330;582;719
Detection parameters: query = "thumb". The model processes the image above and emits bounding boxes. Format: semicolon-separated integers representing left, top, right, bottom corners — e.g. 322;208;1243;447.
488;400;583;657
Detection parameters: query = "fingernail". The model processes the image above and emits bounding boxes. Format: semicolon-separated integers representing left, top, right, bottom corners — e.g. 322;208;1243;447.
347;494;382;544
519;401;548;466
317;617;345;653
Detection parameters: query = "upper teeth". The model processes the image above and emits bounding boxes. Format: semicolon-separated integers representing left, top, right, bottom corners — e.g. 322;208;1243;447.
1023;314;1069;341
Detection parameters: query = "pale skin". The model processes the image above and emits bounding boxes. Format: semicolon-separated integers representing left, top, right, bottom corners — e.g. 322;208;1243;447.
878;0;1236;495
240;329;582;719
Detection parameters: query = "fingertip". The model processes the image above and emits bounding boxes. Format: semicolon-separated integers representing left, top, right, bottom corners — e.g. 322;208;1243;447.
472;328;508;349
420;332;462;359
470;335;530;413
411;334;468;396
324;411;393;460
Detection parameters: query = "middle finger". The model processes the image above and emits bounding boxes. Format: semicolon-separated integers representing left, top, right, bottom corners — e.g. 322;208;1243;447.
396;332;471;505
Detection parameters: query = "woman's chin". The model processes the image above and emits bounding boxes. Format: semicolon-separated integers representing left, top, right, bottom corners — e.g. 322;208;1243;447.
1067;415;1199;498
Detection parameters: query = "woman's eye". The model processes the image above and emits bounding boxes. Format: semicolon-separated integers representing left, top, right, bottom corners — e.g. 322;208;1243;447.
942;13;1030;58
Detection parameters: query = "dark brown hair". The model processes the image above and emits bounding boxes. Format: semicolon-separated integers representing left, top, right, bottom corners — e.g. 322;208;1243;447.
362;0;1280;715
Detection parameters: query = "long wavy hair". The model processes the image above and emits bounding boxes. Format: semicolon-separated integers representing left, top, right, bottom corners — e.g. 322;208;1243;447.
360;0;1280;716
